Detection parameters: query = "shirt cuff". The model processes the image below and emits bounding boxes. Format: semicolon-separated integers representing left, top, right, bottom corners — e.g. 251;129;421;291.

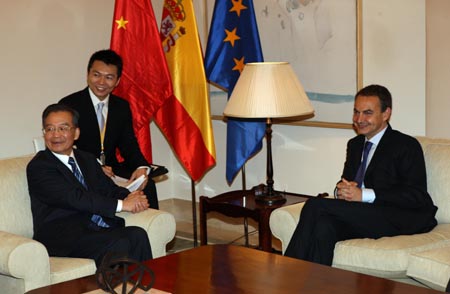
116;199;123;212
362;188;376;203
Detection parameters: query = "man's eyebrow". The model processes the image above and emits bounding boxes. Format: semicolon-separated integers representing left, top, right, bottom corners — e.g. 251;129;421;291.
354;108;373;112
44;122;71;126
93;70;115;77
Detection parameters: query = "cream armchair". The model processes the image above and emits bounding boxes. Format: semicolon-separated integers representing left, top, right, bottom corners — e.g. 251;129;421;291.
0;155;176;294
269;137;450;291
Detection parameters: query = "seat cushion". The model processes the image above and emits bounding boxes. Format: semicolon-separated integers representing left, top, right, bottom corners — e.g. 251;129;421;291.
332;224;450;279
49;257;96;285
406;245;450;291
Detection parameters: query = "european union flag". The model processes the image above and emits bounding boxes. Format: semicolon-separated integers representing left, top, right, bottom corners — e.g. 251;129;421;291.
205;0;265;184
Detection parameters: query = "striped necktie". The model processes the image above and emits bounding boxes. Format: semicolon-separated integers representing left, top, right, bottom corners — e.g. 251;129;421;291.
68;157;109;228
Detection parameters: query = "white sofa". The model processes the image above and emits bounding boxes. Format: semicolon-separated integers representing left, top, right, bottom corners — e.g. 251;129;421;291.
270;136;450;291
0;154;176;294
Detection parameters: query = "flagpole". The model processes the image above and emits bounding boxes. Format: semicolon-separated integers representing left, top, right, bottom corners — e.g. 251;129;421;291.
191;179;198;247
203;0;208;43
242;165;249;247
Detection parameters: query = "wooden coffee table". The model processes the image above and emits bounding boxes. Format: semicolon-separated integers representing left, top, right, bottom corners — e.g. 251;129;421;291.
27;245;441;294
199;189;312;251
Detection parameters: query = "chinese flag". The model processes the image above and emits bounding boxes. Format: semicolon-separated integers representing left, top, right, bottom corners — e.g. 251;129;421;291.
110;0;173;163
156;0;216;181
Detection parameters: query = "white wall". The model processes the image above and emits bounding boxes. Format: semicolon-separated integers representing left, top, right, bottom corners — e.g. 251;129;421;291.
426;0;450;138
0;0;426;201
362;0;426;134
0;0;114;158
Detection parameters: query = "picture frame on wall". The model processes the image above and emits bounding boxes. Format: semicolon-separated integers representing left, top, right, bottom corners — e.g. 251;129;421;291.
208;0;361;129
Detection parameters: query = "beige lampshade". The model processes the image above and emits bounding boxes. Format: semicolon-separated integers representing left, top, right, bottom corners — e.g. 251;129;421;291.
223;62;314;118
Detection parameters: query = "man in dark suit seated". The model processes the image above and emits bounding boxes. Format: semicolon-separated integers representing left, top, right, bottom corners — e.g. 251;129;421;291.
284;84;438;266
27;104;152;265
59;49;159;209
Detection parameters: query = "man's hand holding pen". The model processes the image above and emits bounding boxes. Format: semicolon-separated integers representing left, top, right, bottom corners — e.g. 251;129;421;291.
97;158;115;178
102;165;115;178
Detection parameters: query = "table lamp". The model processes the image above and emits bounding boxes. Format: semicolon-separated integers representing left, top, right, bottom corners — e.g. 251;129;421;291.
223;62;314;205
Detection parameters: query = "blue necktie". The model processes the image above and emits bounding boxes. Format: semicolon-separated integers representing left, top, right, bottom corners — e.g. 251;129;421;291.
68;157;109;228
354;141;373;188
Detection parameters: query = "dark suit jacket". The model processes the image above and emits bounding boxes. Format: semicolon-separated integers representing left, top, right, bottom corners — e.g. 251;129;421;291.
341;125;437;231
59;88;148;178
27;148;130;256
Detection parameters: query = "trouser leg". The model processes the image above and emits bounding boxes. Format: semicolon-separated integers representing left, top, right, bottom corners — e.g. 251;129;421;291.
70;226;152;266
284;197;402;265
144;178;158;209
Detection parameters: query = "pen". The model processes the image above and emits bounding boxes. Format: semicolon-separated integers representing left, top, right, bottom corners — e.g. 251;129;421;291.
97;158;115;178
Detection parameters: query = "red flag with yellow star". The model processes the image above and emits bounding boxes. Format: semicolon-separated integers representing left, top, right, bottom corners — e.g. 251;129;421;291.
110;0;173;162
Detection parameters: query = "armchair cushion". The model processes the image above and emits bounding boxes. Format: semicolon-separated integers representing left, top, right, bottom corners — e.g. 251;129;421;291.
333;224;450;278
406;245;450;291
49;257;96;285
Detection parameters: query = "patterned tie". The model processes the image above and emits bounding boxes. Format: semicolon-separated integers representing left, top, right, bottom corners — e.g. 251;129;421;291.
96;102;105;132
68;157;109;228
354;141;373;188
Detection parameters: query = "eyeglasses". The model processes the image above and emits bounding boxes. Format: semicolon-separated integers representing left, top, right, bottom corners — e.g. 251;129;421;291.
42;125;75;134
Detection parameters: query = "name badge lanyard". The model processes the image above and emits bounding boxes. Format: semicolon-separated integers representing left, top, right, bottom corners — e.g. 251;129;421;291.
99;117;107;165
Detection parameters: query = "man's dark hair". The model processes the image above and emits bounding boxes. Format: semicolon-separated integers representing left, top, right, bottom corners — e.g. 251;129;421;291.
355;84;392;112
87;49;123;78
42;104;80;127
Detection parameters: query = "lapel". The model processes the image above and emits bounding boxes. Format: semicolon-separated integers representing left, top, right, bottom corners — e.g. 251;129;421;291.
104;95;121;148
365;125;393;177
45;149;87;190
73;150;94;191
80;88;102;146
350;135;365;174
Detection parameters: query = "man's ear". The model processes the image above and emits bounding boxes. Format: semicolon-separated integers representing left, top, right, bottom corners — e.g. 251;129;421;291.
74;128;80;140
383;107;392;122
114;77;121;88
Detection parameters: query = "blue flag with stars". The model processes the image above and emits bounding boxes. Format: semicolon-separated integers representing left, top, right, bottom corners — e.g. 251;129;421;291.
205;0;265;184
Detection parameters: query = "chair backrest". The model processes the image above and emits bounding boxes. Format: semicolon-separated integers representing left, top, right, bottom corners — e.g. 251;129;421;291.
416;136;450;224
33;136;45;152
0;155;34;238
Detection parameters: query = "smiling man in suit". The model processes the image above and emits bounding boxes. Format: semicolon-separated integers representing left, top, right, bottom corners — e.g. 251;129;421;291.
284;84;438;265
27;104;152;265
59;49;159;209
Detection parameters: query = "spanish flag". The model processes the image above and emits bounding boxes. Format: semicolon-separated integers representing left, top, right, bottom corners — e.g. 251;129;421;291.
110;0;173;163
155;0;216;181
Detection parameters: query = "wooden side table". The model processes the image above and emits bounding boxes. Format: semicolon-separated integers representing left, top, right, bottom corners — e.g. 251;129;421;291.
199;189;313;252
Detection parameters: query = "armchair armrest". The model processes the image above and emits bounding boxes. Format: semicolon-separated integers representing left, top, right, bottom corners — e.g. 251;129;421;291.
269;193;331;253
117;208;176;258
269;202;305;254
0;231;51;291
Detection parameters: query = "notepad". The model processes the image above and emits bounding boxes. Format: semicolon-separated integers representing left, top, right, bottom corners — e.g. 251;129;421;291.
112;174;146;192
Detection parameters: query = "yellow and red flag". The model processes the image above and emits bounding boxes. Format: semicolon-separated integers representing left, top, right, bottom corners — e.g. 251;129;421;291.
156;0;216;181
110;0;173;163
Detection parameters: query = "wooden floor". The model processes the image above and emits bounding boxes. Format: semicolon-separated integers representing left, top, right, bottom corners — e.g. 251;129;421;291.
159;198;282;253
